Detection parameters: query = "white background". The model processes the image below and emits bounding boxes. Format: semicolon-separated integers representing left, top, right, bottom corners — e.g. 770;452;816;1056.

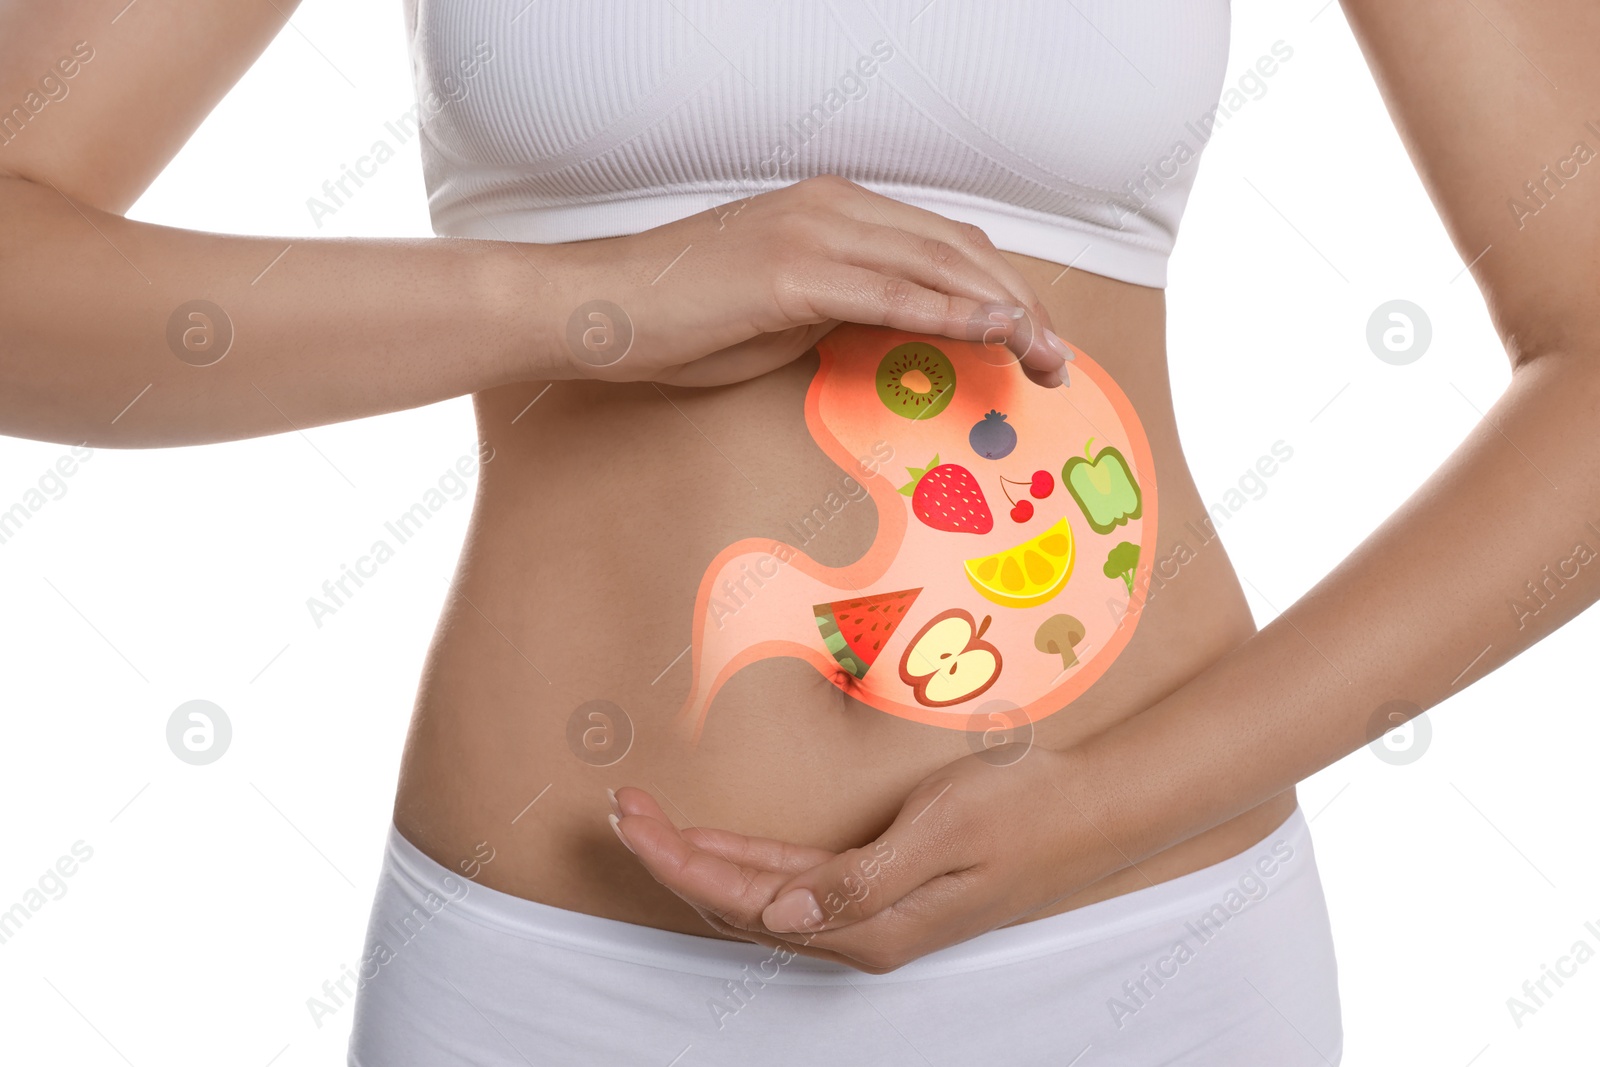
2;1;1596;1064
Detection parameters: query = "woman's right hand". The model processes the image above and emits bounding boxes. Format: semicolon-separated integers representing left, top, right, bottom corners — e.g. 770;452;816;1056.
545;175;1074;389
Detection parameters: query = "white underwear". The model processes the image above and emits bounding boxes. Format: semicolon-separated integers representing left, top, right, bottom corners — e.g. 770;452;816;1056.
347;806;1341;1066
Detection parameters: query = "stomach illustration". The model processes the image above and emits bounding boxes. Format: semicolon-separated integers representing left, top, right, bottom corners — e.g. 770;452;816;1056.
675;323;1157;739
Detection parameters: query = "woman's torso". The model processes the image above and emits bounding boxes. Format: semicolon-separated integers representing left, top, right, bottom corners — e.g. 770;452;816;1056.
390;0;1296;938
393;256;1296;937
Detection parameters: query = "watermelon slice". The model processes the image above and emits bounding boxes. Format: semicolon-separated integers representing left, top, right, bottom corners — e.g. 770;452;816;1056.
812;588;923;680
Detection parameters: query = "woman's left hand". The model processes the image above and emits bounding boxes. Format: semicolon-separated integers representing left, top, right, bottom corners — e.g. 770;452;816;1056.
610;745;1126;973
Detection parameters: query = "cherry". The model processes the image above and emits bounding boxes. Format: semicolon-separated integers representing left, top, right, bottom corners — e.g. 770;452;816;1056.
998;475;1044;521
1029;470;1053;498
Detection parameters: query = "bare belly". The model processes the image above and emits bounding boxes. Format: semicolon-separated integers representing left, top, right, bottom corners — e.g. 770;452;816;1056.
393;252;1297;938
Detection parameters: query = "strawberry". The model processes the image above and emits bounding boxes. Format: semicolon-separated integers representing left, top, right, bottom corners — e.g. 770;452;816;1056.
896;454;993;534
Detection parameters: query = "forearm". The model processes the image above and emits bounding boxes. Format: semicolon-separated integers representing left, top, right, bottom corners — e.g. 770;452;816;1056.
0;175;558;447
1077;350;1600;865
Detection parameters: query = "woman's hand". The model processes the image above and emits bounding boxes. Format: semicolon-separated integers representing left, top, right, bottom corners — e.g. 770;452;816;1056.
610;745;1128;973
548;175;1075;389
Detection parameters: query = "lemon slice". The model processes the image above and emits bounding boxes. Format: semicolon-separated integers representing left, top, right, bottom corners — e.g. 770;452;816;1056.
963;518;1075;608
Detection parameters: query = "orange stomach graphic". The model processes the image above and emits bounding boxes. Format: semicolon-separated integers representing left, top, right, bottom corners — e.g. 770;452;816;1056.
676;324;1157;739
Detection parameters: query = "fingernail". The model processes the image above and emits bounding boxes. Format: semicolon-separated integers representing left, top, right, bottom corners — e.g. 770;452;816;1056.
762;888;823;933
606;787;621;818
608;813;635;854
1044;328;1076;361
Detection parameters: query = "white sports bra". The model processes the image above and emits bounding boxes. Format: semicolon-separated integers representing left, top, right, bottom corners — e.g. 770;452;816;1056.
403;1;1232;288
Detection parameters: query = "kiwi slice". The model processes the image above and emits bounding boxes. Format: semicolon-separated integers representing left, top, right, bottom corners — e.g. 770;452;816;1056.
875;342;956;420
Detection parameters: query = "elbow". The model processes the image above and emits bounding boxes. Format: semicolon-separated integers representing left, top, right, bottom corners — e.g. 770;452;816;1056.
1480;259;1600;374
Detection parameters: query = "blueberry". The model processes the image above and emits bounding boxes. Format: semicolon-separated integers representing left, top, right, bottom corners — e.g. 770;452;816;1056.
968;409;1017;460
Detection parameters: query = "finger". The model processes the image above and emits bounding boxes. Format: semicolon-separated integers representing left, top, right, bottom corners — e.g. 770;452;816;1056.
825;183;1075;379
764;866;1000;971
615;788;989;973
830;223;1036;323
1021;362;1066;389
964;304;1072;379
654;322;837;387
681;826;836;875
830;182;1057;334
675;871;947;976
821;224;1067;381
691;863;994;974
611;790;797;930
1011;328;1077;388
684;905;895;972
832;226;1067;380
786;264;1041;373
614;786;808;857
827;184;1074;377
612;784;673;820
616;811;794;929
832;224;1065;376
758;778;973;935
654;347;795;388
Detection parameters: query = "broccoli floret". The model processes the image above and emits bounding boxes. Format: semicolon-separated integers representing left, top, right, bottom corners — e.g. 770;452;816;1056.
1103;541;1139;594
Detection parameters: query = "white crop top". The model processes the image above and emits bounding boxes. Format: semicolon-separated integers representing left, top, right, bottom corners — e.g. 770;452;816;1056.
403;1;1232;288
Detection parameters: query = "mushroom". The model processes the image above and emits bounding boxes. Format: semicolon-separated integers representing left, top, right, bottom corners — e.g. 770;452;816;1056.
1034;614;1086;671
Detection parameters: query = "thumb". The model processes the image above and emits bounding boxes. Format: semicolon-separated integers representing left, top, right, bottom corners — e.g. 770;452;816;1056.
760;781;966;935
656;321;837;387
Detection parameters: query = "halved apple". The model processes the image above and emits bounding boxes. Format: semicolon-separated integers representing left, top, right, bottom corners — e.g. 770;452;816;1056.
898;608;1003;708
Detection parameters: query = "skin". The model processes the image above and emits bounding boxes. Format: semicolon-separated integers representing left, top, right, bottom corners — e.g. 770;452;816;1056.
4;0;1589;987
0;0;1069;450
0;0;1284;956
610;0;1600;973
409;260;1291;947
